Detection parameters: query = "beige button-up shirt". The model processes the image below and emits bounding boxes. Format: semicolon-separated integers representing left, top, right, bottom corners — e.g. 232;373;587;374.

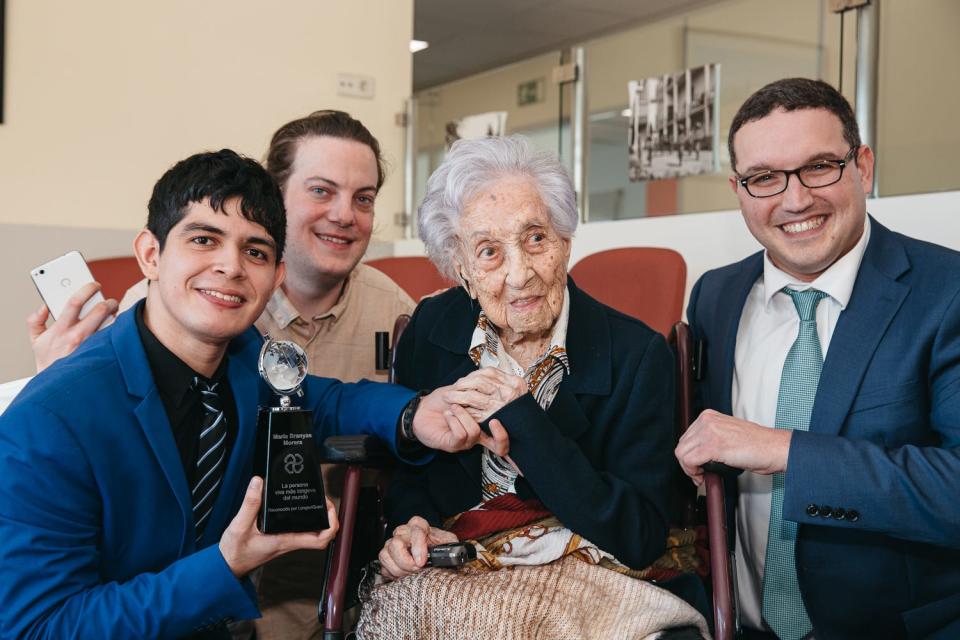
119;262;416;383
255;263;415;382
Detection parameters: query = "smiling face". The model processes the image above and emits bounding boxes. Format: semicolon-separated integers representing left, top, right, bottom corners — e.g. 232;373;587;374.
281;135;378;289
456;175;571;345
136;197;285;358
731;108;874;281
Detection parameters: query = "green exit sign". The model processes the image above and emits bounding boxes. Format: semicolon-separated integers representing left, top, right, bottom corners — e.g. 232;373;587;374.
517;78;545;106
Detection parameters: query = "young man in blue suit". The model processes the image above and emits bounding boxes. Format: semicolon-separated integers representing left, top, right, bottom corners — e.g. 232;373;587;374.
0;149;497;639
675;78;960;639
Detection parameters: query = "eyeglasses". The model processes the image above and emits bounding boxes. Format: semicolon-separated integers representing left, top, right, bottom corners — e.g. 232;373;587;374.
737;147;858;198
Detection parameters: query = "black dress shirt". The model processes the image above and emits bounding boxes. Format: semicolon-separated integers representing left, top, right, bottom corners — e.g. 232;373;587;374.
135;305;238;489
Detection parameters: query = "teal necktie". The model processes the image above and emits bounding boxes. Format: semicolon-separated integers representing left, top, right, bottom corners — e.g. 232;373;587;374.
762;287;828;640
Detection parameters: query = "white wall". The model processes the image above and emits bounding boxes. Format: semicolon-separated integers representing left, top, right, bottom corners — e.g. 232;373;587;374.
388;189;960;318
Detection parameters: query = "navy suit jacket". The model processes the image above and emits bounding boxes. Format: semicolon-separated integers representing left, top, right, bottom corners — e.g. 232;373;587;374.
0;303;416;639
688;218;960;639
385;280;676;570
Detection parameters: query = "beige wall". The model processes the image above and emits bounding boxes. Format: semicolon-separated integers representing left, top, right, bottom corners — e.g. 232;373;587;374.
0;0;412;235
0;0;413;381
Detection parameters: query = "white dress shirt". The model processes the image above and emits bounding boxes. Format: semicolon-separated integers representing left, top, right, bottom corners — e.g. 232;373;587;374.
732;216;871;632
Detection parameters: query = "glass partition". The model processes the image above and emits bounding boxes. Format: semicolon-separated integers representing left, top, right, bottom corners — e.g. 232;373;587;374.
875;0;960;197
413;50;572;235
411;0;960;228
583;0;839;220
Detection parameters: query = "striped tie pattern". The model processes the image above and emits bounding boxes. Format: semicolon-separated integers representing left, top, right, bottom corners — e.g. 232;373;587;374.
478;346;569;500
762;287;828;640
192;378;227;543
468;310;571;501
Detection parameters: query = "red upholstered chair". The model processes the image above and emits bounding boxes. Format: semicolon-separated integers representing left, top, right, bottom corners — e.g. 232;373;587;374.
569;247;687;337
365;256;455;302
87;256;144;302
571;247;734;636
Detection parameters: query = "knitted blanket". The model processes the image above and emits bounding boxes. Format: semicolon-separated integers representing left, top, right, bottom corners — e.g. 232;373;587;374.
356;554;709;639
357;504;710;639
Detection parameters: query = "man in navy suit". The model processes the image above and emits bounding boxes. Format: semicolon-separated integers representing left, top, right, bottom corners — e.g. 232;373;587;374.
0;150;498;639
675;78;960;639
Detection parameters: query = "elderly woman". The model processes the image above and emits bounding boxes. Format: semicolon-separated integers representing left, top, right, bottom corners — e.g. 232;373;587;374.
358;136;707;639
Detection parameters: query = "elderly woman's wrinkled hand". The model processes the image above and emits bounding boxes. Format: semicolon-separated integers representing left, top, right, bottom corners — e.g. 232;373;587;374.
379;516;459;581
445;367;529;423
412;386;511;457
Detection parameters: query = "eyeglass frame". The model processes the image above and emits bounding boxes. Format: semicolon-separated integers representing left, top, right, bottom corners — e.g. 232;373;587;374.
736;146;859;198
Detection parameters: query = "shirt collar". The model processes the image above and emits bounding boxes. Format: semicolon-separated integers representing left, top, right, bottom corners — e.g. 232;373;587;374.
468;286;571;375
761;215;871;310
135;302;227;407
264;287;300;329
265;269;357;329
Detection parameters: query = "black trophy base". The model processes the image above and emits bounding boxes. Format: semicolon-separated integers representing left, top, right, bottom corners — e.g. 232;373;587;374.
254;406;329;534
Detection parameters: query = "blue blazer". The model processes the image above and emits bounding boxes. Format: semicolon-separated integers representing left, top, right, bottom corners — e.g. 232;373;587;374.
385;280;676;571
688;218;960;639
0;303;415;639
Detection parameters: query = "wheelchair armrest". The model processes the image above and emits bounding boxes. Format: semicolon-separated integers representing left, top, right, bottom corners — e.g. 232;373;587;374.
319;434;393;465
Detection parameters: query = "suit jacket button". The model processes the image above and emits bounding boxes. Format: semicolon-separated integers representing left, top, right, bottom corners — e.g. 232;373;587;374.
832;508;846;520
847;509;860;522
806;504;820;517
820;505;832;518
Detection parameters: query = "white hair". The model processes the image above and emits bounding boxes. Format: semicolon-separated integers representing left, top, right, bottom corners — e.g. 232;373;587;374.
417;135;579;280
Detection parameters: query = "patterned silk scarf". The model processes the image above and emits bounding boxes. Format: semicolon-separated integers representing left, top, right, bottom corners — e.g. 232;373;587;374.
467;289;570;500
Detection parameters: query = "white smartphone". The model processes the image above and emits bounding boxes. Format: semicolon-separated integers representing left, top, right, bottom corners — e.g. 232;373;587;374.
30;251;106;321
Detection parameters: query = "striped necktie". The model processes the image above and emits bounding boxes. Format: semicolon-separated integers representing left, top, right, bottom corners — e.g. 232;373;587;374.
762;287;828;639
192;377;227;543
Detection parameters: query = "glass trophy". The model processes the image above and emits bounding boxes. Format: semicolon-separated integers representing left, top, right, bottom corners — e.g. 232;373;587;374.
253;338;329;534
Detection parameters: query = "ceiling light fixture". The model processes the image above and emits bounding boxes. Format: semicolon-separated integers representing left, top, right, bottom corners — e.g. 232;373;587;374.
409;40;429;53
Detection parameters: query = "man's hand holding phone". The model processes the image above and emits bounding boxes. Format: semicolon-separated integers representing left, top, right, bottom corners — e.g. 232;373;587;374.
28;282;118;373
29;251;121;372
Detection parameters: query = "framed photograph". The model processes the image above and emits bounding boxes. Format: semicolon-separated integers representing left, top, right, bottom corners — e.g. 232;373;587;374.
628;63;720;182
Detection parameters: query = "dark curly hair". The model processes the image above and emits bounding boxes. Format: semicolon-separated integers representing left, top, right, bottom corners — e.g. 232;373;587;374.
147;149;286;262
728;78;860;172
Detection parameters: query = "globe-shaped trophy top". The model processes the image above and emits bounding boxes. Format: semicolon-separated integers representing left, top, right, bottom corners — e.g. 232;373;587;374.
258;338;308;397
